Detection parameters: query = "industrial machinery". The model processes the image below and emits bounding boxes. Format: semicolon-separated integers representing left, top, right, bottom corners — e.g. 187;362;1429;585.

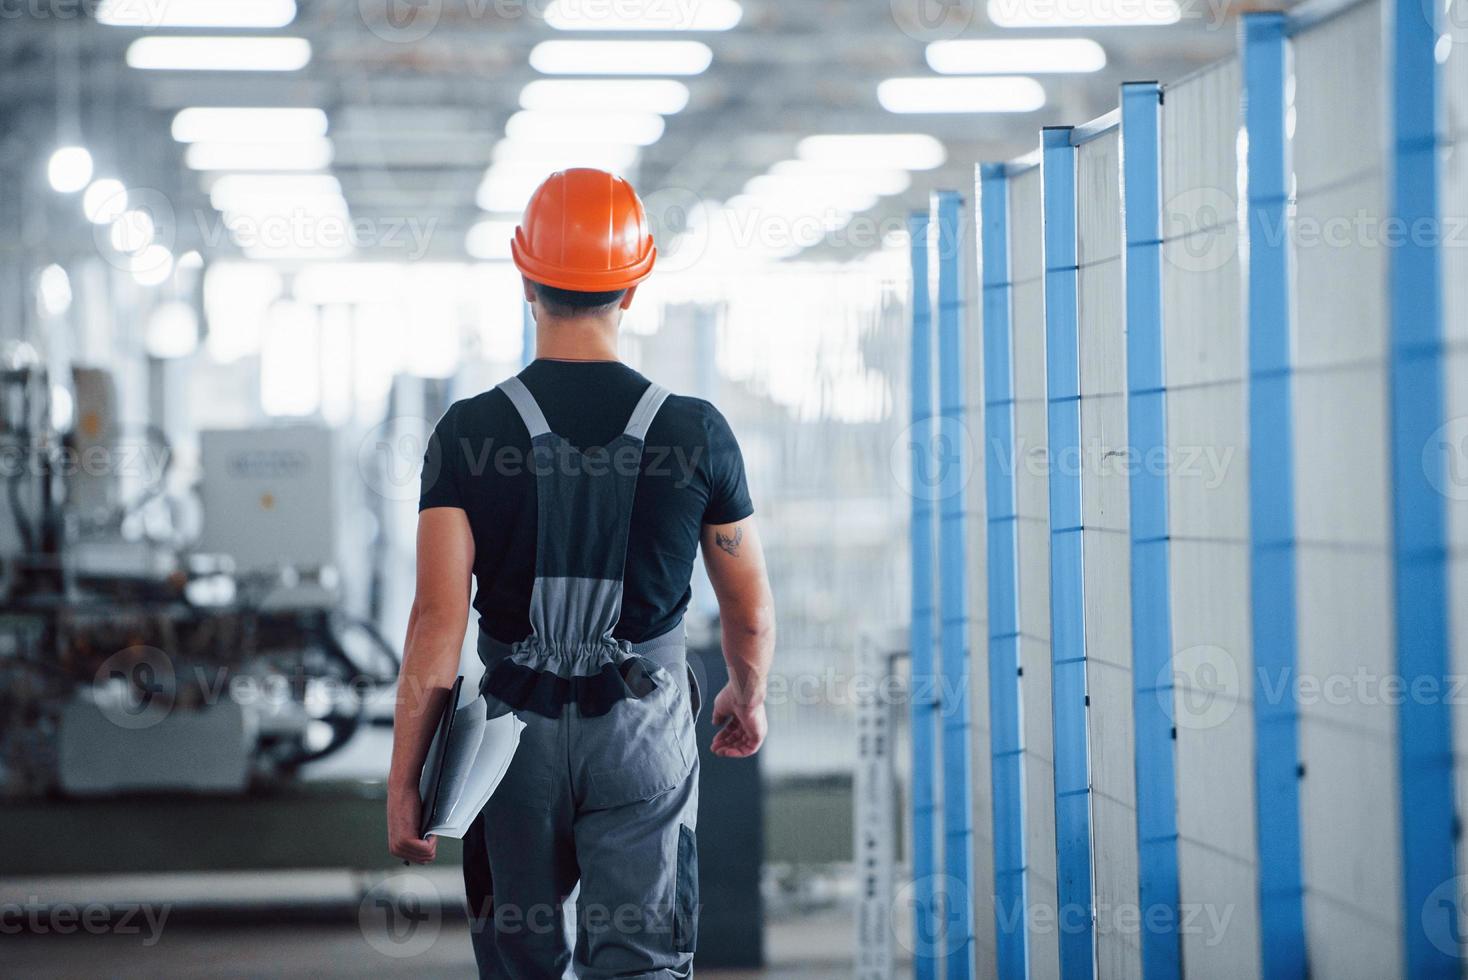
0;352;400;802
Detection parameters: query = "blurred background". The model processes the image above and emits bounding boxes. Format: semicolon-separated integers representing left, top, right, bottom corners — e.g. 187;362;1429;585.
0;1;1274;977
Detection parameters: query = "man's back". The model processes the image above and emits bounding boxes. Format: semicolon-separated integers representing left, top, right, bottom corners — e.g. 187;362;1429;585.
388;169;773;979
419;358;753;645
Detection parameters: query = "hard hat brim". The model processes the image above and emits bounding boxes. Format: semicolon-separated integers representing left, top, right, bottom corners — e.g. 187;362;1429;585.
511;229;657;293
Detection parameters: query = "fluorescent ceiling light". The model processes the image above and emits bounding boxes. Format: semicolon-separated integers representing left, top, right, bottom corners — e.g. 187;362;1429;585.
797;134;947;170
173;107;328;143
98;0;295;28
209;174;342;208
491;140;640;173
48;146;93;193
544;0;741;31
83;178;129;224
519;79;690;115
222;195;350;222
986;0;1180;26
767;161;912;195
185;138;334;171
877;76;1046;113
529;40;713;76
466;220;518;260
126;37;311;71
926;38;1106;74
505;111;664;147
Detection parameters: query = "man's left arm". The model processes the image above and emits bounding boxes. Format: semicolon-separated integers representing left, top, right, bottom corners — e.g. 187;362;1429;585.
386;506;475;864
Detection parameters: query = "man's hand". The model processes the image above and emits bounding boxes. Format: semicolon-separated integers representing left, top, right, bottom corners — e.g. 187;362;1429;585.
710;682;767;758
387;508;472;865
387;783;438;864
701;517;775;760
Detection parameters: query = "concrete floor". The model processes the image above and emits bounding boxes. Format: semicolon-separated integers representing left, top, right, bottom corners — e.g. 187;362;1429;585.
1;904;858;979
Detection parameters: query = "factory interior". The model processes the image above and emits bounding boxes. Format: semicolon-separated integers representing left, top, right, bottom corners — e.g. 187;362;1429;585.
4;0;1468;977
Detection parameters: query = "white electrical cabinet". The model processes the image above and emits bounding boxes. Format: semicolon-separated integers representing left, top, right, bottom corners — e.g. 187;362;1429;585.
199;426;338;575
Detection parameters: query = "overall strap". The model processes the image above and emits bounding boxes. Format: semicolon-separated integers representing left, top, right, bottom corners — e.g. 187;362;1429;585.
497;374;673;648
498;376;551;438
623;383;671;442
479;375;685;718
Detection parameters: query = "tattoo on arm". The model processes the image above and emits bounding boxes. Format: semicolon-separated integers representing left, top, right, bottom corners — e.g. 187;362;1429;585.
715;525;743;557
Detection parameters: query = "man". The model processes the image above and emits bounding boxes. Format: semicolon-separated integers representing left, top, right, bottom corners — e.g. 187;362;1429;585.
386;168;776;979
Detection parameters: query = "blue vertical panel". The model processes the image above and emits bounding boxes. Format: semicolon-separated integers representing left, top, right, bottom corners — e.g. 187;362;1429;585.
909;210;942;980
1386;0;1457;973
980;165;1031;980
1120;82;1182;980
934;190;976;980
1242;15;1307;980
1041;127;1095;980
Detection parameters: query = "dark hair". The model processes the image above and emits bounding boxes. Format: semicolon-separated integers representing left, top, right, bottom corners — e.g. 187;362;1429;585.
532;281;627;317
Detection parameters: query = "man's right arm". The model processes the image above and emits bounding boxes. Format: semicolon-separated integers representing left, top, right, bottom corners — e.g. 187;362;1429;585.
700;517;775;757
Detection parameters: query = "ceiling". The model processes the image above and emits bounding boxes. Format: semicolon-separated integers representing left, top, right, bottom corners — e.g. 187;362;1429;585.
0;0;1259;265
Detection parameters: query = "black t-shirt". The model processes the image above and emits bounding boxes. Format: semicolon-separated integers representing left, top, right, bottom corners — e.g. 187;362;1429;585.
418;359;753;645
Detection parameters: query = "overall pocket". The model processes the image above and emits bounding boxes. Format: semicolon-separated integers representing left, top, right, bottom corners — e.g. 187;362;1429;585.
579;663;695;810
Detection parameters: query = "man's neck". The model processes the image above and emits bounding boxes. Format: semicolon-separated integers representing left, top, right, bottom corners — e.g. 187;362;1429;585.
534;316;620;362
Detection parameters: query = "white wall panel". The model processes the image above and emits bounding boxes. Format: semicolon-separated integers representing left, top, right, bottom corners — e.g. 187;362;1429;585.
964;188;999;976
1010;164;1061;980
1076;129;1141;980
1161;58;1264;980
1291;7;1404;975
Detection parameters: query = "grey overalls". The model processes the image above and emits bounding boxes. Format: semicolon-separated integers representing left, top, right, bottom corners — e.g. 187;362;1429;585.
463;375;700;980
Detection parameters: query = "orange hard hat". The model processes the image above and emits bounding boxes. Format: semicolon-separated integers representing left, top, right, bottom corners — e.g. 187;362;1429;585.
511;168;657;293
